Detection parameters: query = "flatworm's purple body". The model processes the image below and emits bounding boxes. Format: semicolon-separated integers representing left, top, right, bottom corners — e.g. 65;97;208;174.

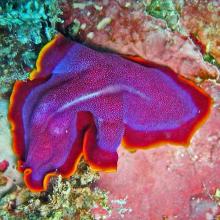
9;35;211;191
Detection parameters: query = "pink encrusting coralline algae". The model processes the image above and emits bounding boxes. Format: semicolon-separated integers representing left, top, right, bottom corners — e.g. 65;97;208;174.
59;0;219;81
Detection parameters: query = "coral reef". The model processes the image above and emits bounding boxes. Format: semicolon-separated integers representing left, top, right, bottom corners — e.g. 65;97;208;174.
60;0;219;81
0;160;111;219
145;0;220;69
0;0;63;94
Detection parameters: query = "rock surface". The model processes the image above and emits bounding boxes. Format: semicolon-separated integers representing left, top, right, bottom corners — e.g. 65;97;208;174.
180;1;220;63
61;0;219;81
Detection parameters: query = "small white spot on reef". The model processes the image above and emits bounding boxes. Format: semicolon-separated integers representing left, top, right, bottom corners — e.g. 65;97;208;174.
94;4;103;11
80;23;86;30
97;17;112;30
125;2;131;8
87;32;94;39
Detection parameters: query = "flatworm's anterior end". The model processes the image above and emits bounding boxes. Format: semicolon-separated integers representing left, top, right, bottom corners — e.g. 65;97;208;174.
176;74;213;147
119;57;212;151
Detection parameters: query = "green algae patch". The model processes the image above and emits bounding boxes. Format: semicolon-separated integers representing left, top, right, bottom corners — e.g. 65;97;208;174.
203;53;220;69
0;0;63;95
146;0;182;32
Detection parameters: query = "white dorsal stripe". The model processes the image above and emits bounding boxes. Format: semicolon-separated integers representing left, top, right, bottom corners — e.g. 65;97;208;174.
57;84;150;113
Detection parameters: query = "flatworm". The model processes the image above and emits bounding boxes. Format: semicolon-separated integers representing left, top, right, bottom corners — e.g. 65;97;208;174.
8;34;211;191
